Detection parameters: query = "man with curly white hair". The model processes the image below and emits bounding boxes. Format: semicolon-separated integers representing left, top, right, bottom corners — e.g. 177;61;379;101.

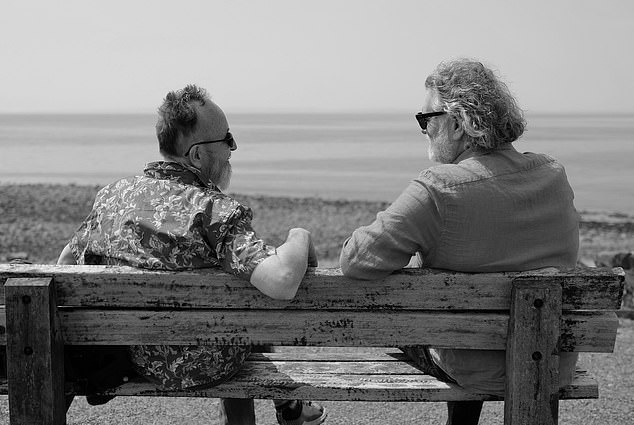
340;59;579;424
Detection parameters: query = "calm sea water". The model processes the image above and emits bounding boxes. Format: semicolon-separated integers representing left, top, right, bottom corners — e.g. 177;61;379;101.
1;113;633;214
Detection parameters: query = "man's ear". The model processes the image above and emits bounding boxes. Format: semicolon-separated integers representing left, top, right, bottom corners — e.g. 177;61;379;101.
188;145;203;168
451;116;464;142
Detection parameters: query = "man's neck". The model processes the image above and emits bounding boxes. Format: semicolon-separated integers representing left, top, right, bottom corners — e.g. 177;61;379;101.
161;154;187;166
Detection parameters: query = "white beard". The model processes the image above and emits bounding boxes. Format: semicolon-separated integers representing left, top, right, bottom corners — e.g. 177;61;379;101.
427;139;448;164
212;161;232;191
427;128;460;164
202;155;232;191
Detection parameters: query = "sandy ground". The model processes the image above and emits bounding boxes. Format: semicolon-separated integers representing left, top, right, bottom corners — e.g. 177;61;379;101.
1;184;632;424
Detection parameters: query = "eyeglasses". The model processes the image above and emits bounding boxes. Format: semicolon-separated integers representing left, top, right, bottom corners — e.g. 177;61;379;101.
184;132;237;156
415;111;447;133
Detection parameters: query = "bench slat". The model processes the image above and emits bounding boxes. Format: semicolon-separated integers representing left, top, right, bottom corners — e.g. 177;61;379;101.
2;350;597;402
0;366;602;402
0;265;625;311
0;308;619;352
102;368;596;402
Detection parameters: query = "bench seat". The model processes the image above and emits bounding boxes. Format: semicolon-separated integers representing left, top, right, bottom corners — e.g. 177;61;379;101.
0;348;598;402
0;265;624;424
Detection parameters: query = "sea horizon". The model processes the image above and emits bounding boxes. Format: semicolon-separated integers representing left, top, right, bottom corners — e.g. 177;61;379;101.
1;112;633;214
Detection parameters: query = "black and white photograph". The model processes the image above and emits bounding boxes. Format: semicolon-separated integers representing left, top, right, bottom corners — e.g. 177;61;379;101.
1;1;633;424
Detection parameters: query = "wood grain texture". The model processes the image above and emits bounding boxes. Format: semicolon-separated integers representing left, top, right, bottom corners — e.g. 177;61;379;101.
0;265;620;424
5;278;66;425
0;264;625;310
0;367;601;401
0;308;618;352
0;308;618;351
0;350;598;402
505;280;561;425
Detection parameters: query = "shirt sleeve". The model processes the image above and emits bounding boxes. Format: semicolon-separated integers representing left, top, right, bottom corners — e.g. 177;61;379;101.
339;178;442;280
68;209;102;265
215;206;276;281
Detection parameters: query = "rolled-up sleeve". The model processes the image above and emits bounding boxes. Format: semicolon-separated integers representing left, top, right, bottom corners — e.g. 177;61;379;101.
215;206;276;281
340;179;442;280
223;217;277;280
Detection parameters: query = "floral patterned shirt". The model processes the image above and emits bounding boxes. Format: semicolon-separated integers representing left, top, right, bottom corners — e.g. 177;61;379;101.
69;161;276;390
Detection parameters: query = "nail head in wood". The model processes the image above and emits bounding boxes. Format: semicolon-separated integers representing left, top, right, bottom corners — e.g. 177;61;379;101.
532;351;542;361
22;295;31;304
23;346;33;356
534;298;544;308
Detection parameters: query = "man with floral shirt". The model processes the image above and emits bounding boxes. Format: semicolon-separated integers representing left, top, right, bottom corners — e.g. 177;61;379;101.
58;85;327;425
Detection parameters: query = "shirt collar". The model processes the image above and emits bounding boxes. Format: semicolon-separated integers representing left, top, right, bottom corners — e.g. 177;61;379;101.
144;161;220;190
453;143;516;164
453;147;477;164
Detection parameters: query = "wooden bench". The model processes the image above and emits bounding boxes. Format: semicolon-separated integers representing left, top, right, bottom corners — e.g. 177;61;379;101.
0;264;625;425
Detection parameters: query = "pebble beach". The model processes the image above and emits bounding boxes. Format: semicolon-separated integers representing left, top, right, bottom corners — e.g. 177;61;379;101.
1;182;632;424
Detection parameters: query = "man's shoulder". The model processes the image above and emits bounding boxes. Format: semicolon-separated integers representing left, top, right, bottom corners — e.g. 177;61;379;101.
96;177;252;224
205;191;249;213
417;160;486;189
519;151;563;169
417;149;563;189
94;176;141;198
182;188;253;222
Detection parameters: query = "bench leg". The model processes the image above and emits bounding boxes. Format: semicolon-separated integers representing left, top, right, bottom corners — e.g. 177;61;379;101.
219;398;255;425
505;279;561;425
6;277;66;425
446;400;483;425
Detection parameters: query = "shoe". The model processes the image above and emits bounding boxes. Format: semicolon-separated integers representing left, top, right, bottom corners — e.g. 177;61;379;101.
276;400;327;425
85;394;116;406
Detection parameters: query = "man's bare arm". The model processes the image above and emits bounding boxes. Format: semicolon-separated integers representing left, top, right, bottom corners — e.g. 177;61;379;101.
250;228;316;300
57;244;77;265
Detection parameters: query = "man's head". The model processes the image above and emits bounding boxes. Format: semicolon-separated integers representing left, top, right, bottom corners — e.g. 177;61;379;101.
156;85;236;190
419;59;526;163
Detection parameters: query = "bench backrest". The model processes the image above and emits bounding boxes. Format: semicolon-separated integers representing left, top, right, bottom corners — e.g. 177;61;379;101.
0;264;625;351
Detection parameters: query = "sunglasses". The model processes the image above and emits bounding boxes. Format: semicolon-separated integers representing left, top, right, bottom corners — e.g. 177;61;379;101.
415;111;447;132
184;132;237;156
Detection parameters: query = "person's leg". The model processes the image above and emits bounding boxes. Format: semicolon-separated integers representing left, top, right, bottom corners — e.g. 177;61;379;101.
401;346;483;425
445;401;483;425
252;345;326;425
400;346;456;383
65;395;75;412
219;398;256;425
218;396;327;425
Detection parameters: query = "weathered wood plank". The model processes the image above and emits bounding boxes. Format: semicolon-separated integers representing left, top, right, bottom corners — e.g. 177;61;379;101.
249;348;411;362
0;365;600;401
0;343;5;379
0;308;618;352
505;280;561;425
556;369;598;399
0;264;625;310
232;359;424;375
5;278;66;425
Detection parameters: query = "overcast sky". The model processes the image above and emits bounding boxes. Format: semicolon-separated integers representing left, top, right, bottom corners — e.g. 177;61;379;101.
2;0;633;114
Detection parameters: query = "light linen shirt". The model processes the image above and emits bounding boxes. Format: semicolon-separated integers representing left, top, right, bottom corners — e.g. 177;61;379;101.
340;145;579;396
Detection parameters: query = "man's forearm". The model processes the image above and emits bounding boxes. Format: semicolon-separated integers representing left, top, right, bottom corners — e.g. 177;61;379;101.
57;244;77;265
250;228;314;300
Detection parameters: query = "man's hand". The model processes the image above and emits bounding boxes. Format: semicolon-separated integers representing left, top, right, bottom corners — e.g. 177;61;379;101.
307;232;318;267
